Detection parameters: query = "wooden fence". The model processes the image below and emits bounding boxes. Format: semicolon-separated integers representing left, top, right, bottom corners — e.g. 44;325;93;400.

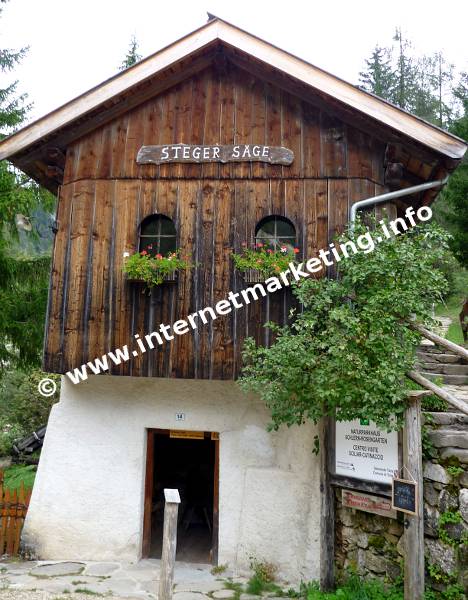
0;470;32;556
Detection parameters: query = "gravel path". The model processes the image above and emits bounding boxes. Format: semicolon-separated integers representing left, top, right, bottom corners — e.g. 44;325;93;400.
0;592;139;600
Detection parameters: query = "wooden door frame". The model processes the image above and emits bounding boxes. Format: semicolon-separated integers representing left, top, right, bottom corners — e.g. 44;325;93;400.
141;428;219;564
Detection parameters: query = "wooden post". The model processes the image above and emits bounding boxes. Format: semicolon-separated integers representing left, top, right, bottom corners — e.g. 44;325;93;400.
403;398;424;599
319;416;335;591
158;488;181;600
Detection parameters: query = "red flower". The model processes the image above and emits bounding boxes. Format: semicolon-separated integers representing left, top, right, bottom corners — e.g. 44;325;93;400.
256;242;264;248
141;250;148;255
267;249;273;254
156;253;163;259
293;248;300;254
148;245;153;250
241;242;247;247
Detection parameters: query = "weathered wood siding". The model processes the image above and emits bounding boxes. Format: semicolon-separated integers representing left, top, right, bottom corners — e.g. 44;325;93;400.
44;64;386;378
63;65;385;184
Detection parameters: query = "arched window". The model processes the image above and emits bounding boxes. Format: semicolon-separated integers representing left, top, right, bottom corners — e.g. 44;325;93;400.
139;214;177;257
255;215;296;251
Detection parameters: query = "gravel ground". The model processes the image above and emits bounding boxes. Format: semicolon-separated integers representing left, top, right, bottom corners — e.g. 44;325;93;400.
0;592;141;600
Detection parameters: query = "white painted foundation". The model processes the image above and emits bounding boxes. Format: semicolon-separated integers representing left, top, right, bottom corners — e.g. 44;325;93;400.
23;375;321;582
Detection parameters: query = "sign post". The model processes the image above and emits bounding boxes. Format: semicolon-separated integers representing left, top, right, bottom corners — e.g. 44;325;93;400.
159;489;181;600
403;397;424;599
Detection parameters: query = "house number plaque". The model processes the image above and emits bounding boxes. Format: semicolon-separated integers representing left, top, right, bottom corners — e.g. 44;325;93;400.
136;143;294;165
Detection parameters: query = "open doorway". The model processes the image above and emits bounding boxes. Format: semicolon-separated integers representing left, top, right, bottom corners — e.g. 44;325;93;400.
142;429;219;565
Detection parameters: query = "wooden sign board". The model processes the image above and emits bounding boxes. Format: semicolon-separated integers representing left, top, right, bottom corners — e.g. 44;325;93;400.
392;477;418;515
342;489;397;519
163;488;181;503
335;418;399;484
169;430;204;440
137;144;294;165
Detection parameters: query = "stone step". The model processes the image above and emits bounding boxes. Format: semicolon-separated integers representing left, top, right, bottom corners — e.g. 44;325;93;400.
421;372;468;385
424;412;468;427
419;345;450;355
416;352;465;365
444;385;468;402
426;428;468;449
418;362;468;375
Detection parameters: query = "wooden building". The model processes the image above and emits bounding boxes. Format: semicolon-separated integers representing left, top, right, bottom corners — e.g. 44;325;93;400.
0;17;465;580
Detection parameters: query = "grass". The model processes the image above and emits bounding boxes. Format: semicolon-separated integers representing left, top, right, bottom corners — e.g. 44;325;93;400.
2;463;37;492
211;564;228;575
287;576;404;600
74;589;102;596
223;579;244;600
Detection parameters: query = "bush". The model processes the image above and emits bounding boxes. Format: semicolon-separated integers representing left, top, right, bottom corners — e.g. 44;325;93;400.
0;368;60;456
240;221;450;431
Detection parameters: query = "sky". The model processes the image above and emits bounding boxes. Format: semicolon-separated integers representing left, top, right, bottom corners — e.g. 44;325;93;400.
1;0;467;123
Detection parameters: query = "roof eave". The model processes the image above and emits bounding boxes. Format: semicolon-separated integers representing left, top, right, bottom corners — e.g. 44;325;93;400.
0;17;466;164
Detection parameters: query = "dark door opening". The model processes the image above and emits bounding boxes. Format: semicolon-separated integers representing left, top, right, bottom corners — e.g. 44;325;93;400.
142;430;219;564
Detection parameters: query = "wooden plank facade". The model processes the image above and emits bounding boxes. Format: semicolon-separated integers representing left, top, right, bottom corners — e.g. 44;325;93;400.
42;63;394;378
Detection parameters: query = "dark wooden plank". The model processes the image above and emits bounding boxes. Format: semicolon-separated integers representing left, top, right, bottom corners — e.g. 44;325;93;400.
264;81;282;179
158;85;177;180
281;91;303;178
302;102;320;178
250;79;267;179
197;181;216;378
320;113;347;178
328;179;349;242
171;180;198;379
124;101;147;179
201;72;221;179
85;180;113;364
232;70;253;180
212;437;220;564
62;180;95;371
142;430;155;557
211;181;234;379
43;184;73;372
110;115;130;179
173;78;194;179
347;127;373;181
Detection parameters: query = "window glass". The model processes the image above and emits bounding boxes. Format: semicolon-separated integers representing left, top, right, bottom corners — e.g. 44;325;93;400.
139;215;176;256
255;216;296;251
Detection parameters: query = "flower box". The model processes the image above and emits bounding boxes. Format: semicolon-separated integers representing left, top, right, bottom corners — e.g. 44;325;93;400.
126;272;177;285
122;250;191;291
232;243;300;284
241;268;267;284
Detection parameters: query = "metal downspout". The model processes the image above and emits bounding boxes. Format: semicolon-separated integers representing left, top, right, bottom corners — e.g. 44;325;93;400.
349;177;448;232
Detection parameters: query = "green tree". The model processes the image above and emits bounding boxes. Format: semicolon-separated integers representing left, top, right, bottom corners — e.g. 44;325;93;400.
239;222;449;430
359;30;452;127
0;0;55;370
119;35;142;71
434;73;468;267
391;27;418;110
359;46;395;101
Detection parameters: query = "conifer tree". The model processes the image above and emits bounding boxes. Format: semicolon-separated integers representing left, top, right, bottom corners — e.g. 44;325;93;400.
0;0;55;370
358;46;395;101
119;35;142;71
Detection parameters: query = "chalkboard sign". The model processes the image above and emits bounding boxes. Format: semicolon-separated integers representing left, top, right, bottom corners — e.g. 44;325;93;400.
392;477;418;515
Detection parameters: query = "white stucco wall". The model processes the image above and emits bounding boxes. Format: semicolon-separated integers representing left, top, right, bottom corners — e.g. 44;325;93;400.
22;375;321;582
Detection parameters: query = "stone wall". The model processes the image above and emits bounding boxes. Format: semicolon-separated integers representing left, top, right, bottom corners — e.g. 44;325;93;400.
335;411;468;594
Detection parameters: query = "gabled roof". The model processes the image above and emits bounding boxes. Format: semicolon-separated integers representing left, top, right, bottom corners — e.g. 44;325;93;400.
0;16;466;169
